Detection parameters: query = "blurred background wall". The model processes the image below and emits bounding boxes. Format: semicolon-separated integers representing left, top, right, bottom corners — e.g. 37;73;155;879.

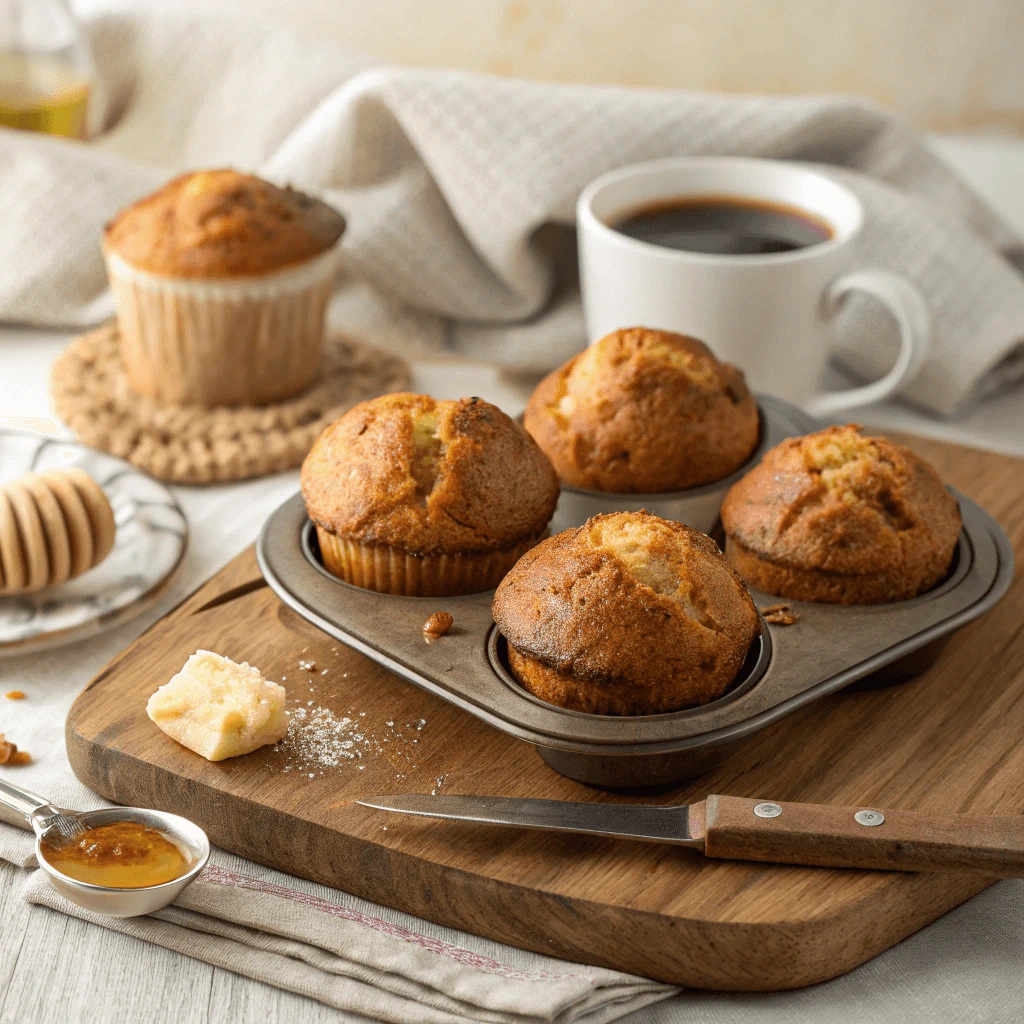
133;0;1023;135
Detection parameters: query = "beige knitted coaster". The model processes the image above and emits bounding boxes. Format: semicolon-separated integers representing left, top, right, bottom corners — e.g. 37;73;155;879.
51;324;410;485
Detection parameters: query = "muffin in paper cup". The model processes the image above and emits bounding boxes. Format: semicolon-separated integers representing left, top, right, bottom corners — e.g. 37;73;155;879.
103;170;346;408
301;393;561;598
314;526;546;597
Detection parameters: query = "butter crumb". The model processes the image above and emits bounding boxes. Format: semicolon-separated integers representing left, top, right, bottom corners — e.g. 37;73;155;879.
147;650;288;761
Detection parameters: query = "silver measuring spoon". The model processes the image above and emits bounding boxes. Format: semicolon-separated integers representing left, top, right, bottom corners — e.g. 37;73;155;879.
0;777;209;917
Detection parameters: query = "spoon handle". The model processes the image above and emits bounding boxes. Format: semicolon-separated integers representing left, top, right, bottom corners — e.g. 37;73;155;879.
0;778;58;831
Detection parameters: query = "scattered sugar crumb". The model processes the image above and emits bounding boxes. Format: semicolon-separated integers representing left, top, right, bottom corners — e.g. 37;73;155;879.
275;707;429;776
278;707;362;768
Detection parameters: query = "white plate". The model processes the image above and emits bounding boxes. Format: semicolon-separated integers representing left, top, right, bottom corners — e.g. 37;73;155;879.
0;429;187;655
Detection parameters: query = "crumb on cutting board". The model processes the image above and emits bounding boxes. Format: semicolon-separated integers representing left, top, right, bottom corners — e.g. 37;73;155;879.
147;650;288;761
275;706;427;779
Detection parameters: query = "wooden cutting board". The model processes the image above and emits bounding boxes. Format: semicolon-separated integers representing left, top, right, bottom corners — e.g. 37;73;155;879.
66;433;1024;991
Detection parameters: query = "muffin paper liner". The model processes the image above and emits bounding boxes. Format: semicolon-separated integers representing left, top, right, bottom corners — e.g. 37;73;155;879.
104;246;341;407
315;527;543;597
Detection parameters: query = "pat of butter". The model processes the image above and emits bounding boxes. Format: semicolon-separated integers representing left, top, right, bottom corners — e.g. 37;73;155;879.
147;650;288;761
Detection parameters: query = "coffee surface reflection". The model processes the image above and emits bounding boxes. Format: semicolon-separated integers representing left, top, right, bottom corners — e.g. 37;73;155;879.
612;195;833;256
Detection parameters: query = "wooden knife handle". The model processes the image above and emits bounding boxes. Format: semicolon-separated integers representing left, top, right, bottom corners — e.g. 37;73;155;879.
702;795;1024;876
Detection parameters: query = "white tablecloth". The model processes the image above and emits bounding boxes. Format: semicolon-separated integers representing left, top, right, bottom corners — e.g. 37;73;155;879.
1;134;1023;1024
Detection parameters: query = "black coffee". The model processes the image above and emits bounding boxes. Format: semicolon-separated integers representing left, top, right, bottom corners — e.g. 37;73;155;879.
611;195;833;255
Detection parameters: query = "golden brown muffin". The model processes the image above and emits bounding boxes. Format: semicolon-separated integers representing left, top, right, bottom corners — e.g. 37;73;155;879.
524;327;759;493
492;511;761;715
721;425;962;605
302;393;560;596
103;169;345;278
102;170;346;407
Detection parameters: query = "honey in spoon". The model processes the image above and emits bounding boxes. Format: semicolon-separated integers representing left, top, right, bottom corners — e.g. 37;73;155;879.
41;820;190;888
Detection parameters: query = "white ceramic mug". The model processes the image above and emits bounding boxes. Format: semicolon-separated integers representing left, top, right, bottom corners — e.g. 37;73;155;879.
577;157;930;417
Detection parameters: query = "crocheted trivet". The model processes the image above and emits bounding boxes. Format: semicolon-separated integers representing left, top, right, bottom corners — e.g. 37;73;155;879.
52;324;410;485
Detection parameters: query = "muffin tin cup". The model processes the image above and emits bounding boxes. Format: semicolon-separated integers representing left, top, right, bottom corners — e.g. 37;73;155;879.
105;246;342;408
257;481;1014;789
545;393;818;534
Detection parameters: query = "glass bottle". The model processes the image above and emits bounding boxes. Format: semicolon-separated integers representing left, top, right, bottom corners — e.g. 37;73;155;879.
0;0;93;139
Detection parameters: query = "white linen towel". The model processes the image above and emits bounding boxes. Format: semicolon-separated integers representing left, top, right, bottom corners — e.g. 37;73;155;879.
1;0;1023;415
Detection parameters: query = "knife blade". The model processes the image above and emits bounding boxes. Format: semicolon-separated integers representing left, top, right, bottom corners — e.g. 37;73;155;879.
356;793;1024;876
357;793;702;846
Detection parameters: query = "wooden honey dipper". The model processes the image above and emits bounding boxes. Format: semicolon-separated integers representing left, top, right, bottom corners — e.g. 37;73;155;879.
0;469;116;594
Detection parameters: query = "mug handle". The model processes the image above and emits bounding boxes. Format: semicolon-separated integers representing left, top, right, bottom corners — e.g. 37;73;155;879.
804;269;931;418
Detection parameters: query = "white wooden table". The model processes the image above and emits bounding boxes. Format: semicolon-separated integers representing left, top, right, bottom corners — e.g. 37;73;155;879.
2;135;1024;1024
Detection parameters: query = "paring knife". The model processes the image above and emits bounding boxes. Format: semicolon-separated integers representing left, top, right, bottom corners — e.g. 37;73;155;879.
356;794;1024;876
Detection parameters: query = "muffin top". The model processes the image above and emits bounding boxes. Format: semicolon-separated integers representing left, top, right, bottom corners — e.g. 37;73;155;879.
103;170;345;278
721;425;961;579
493;511;760;706
301;393;560;555
523;327;759;494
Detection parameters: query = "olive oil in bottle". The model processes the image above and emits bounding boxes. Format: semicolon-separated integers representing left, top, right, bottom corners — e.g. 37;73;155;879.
0;0;92;139
0;52;88;138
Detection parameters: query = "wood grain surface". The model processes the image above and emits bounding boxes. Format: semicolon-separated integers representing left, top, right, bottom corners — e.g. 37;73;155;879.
65;434;1024;991
701;795;1024;874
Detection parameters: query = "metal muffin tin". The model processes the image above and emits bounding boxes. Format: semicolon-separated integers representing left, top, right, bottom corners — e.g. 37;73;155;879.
257;480;1014;789
547;393;817;534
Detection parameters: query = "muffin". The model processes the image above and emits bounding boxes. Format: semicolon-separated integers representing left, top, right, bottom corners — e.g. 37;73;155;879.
103;169;346;407
301;393;560;596
492;511;761;715
721;425;962;605
523;327;759;493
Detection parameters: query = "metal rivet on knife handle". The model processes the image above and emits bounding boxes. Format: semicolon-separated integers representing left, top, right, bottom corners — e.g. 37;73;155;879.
753;802;783;818
854;809;886;827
